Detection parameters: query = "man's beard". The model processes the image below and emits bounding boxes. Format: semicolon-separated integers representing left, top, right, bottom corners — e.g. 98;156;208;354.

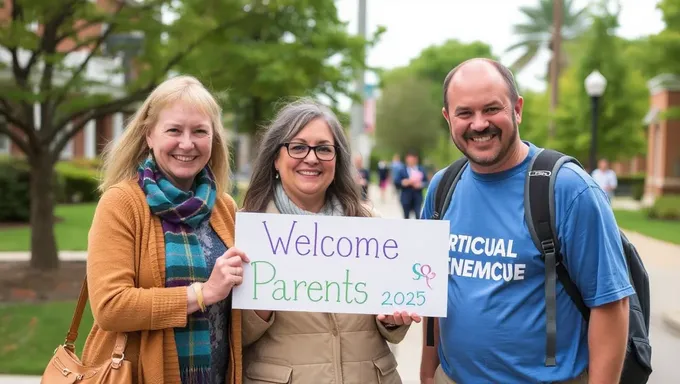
450;113;518;168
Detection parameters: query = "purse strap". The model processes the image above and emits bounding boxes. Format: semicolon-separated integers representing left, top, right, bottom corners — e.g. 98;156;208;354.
65;277;89;347
64;276;127;357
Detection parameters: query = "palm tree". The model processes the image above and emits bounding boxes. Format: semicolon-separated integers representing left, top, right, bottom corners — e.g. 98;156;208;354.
506;0;589;75
507;0;589;138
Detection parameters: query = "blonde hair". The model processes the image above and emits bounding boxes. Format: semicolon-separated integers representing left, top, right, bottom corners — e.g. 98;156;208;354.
99;75;230;195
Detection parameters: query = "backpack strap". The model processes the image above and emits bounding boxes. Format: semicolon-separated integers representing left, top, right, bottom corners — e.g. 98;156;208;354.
432;157;468;220
426;157;468;347
524;148;589;367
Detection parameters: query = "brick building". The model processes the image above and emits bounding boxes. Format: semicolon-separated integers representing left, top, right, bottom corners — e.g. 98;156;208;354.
643;74;680;203
0;0;130;160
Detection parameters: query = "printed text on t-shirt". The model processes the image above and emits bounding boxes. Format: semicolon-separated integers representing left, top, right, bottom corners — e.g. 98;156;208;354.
448;234;526;281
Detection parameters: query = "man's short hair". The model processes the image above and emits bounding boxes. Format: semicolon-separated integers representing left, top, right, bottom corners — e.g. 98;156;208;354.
443;58;519;111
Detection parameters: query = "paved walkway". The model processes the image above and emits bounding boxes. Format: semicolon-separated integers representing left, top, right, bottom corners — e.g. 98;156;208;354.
1;185;678;383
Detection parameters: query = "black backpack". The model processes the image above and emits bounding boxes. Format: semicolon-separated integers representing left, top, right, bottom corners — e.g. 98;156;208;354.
425;148;652;384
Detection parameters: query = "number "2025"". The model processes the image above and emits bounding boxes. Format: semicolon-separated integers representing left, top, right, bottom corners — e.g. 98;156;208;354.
381;291;426;306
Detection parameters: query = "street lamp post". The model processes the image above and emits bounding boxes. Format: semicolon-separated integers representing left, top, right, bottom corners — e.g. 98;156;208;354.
584;70;607;172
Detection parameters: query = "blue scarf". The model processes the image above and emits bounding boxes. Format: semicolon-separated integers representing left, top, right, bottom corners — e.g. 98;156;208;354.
137;155;216;384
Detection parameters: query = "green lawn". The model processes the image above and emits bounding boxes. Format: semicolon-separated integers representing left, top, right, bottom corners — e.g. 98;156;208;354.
614;209;680;245
0;204;97;252
0;301;94;374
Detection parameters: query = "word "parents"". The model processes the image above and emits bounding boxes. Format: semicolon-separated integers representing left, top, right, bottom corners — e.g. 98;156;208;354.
262;220;399;259
252;261;368;303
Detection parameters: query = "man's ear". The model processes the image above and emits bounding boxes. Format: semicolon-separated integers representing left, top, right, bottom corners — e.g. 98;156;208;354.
514;96;524;125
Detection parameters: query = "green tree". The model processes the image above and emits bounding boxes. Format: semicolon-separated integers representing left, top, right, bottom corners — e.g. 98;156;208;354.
506;0;589;73
0;0;271;270
380;39;495;134
374;75;442;156
636;0;680;76
176;0;379;136
518;89;551;147
374;39;495;163
382;39;495;103
553;10;647;165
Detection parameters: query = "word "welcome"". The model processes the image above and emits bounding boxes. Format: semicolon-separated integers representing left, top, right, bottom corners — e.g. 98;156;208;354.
262;220;400;260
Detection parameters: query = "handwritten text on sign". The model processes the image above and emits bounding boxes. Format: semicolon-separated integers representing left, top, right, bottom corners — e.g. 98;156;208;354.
232;212;450;317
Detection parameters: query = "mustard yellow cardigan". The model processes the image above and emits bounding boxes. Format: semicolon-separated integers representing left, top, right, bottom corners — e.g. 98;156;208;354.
81;179;242;384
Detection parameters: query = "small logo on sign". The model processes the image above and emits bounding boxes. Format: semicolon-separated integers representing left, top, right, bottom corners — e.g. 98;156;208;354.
412;263;436;290
529;170;552;177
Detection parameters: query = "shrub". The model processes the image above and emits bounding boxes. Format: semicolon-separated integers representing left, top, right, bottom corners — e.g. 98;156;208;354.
647;195;680;221
0;158;31;222
615;173;645;199
55;161;101;203
631;182;645;201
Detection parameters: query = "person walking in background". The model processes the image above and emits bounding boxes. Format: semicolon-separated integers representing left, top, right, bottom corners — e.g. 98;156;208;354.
390;153;404;197
377;159;389;202
354;154;370;201
591;158;618;200
240;98;419;384
83;76;247;383
396;150;428;219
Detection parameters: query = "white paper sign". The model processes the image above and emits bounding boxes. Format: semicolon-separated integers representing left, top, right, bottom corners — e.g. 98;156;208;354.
232;212;450;317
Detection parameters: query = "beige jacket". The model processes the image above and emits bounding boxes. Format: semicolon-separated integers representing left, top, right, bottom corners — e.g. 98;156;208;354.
242;202;409;384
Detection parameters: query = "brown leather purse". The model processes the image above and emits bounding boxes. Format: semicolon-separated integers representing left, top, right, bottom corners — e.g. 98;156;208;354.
41;277;132;384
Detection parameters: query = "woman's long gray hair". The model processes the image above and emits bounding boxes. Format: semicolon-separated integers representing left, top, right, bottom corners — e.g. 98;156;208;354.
242;98;370;217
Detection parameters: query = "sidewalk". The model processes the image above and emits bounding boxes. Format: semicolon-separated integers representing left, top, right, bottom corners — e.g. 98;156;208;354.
0;250;86;262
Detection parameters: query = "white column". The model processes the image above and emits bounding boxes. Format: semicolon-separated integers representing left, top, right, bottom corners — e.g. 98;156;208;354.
113;112;124;143
34;103;41;130
85;119;96;159
59;123;74;160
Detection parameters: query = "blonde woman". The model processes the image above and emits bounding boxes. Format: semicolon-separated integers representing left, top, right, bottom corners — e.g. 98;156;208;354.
81;76;247;384
241;99;420;384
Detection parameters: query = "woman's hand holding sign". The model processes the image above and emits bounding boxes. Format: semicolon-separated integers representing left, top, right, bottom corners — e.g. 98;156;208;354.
205;248;250;302
187;248;249;314
377;311;422;328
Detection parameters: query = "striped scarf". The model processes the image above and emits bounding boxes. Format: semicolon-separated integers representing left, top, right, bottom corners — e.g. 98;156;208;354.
137;155;216;384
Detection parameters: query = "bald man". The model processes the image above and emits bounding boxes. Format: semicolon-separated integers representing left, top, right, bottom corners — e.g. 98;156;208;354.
419;59;633;384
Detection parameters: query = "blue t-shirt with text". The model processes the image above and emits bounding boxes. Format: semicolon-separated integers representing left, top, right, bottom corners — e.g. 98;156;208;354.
420;142;634;383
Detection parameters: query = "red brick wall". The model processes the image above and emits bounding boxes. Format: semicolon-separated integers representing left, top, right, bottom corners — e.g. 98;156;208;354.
96;115;113;155
644;89;680;198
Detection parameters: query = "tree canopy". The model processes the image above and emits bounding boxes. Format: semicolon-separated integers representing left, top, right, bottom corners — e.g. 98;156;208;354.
373;39;495;160
553;9;648;163
0;0;375;270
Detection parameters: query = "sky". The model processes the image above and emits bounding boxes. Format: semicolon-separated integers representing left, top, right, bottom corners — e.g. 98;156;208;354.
334;0;664;93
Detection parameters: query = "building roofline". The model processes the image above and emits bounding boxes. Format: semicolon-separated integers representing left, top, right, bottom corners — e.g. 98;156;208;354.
648;74;680;95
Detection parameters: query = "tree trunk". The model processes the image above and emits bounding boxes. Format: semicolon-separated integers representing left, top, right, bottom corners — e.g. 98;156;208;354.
29;151;60;271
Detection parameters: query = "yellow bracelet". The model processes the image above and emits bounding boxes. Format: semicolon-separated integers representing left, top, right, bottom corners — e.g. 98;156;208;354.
192;283;206;312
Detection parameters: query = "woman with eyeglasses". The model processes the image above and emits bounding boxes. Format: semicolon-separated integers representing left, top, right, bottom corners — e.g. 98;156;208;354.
240;98;420;384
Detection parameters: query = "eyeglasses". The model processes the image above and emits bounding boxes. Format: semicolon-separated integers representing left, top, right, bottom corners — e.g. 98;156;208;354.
280;142;338;161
